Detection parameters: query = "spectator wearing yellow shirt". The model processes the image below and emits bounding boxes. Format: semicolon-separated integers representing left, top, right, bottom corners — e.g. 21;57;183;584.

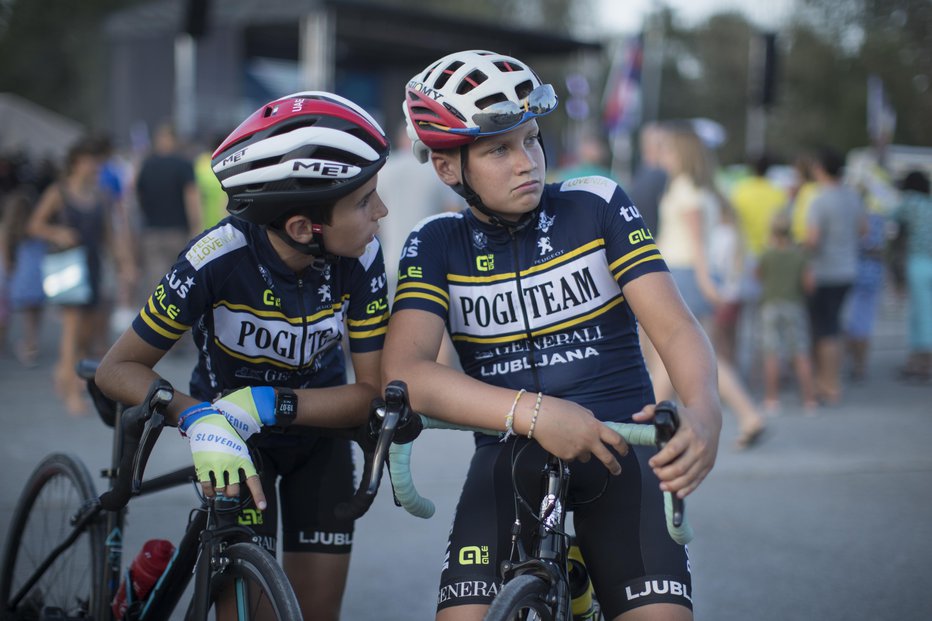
790;152;820;244
730;155;789;257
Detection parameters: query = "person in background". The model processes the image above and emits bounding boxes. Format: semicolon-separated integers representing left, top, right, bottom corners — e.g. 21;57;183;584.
842;199;888;382
756;210;817;414
804;146;867;405
27;137;136;415
628;121;667;235
891;170;932;382
134;123;202;307
1;189;45;367
650;124;766;449
550;132;614;183
731;154;788;259
193;132;229;229
790;152;821;245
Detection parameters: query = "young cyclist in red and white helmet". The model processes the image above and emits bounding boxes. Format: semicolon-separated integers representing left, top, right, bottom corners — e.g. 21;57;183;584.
96;91;391;619
383;50;722;620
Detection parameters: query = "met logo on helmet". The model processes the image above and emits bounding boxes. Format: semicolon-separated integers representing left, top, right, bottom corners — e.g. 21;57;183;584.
291;159;360;178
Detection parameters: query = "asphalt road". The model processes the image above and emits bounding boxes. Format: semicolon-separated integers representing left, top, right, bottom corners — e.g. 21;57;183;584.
1;293;930;620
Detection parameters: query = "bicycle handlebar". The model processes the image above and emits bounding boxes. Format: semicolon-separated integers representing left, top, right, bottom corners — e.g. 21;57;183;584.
387;402;694;545
97;378;174;511
333;380;422;521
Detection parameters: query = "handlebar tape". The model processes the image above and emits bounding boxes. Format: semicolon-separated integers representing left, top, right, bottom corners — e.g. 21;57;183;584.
387;415;693;544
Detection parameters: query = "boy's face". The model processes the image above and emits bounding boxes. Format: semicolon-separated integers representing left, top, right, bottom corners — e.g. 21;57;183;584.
321;177;387;258
462;121;546;221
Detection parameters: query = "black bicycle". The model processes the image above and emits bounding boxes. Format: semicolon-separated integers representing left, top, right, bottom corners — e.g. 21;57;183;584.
354;381;692;621
0;361;302;621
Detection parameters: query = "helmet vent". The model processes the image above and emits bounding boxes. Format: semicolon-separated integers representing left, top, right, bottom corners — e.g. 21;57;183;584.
514;80;535;100
434;61;463;90
494;60;525;73
457;70;488;94
474;93;507;111
263;105;278;118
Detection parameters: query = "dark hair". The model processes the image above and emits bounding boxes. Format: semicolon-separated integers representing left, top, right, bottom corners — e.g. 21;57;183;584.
899;170;930;195
751;154;772;177
1;189;38;267
64;136;101;175
815;146;844;179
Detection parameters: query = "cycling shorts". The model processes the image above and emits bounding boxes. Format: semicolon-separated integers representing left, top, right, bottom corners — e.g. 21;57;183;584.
437;438;692;617
238;429;355;555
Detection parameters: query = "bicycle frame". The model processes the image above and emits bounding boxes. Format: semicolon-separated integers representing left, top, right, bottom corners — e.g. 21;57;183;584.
499;453;574;619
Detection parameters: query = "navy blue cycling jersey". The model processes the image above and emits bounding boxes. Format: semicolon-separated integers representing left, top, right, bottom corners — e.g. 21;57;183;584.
132;217;389;401
392;176;667;424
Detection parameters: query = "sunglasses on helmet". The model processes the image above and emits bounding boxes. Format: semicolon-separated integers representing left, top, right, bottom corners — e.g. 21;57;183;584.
447;84;558;137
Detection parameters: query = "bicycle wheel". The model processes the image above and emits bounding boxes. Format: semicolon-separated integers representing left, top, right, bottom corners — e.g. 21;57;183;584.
0;453;105;620
484;574;556;621
203;543;302;620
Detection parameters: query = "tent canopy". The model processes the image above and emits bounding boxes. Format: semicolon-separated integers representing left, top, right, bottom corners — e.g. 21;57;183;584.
0;93;85;163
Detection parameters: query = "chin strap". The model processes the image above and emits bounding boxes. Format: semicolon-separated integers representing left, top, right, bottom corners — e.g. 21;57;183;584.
267;224;335;264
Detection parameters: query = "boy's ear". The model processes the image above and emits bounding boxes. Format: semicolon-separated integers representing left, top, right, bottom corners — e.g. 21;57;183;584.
283;214;317;243
431;151;461;187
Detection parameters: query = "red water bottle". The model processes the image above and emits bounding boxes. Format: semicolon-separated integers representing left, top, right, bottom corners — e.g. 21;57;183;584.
111;539;175;620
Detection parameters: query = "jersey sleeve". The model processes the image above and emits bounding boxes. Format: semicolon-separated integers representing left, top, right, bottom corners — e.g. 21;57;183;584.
344;238;390;353
390;214;453;320
133;222;250;349
595;179;668;287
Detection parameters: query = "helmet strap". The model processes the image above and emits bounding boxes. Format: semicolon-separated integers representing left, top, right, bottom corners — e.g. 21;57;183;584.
267;223;335;261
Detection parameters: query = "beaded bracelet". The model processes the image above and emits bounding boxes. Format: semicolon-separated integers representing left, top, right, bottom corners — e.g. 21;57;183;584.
501;388;526;442
527;392;543;439
177;403;215;436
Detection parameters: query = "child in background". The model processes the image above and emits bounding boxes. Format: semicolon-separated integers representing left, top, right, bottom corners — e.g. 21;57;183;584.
1;189;46;367
756;211;817;414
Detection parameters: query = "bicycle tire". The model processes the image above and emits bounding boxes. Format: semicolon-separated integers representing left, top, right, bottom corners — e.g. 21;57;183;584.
484;574;556;621
199;543;302;621
0;453;105;621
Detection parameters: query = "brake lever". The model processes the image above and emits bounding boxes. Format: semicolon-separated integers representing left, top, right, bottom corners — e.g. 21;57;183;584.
653;400;685;528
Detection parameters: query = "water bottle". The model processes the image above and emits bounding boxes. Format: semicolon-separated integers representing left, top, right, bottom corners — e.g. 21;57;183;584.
111;539;175;620
568;545;599;620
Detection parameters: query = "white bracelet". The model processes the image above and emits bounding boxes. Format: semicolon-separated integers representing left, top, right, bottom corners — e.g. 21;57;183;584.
501;388;526;442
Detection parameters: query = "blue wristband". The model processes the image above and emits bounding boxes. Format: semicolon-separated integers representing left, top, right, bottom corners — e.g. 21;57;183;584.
250;387;277;426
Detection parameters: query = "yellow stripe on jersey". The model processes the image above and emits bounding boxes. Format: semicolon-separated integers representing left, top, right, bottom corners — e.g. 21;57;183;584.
139;307;184;341
448;239;606;284
215;299;338;324
146;297;190;331
396;281;450;301
347;313;389;327
608;244;660;273
348;326;389;339
611;252;665;281
394;291;449;310
451;295;625;344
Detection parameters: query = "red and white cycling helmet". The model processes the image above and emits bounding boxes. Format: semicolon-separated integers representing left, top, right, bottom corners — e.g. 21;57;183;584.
403;50;558;163
212;91;389;225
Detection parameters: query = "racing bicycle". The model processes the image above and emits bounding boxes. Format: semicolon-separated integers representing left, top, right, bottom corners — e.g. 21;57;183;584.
352;381;692;621
0;361;302;620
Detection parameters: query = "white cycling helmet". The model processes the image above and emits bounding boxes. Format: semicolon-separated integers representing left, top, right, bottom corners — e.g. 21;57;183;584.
212;91;389;226
403;50;558;163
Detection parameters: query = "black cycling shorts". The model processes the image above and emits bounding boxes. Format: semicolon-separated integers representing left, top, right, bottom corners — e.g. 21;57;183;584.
237;428;356;555
436;438;692;618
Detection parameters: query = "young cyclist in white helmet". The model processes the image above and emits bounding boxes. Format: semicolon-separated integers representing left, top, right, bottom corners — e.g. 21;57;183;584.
383;50;722;621
96;91;391;619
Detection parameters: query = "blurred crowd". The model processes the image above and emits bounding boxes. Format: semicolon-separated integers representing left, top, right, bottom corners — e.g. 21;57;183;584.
2;121;930;424
0;126;224;415
552;121;932;448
